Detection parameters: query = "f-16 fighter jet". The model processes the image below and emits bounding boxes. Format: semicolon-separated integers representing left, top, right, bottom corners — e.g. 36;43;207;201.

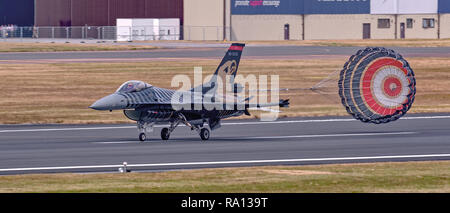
90;43;290;141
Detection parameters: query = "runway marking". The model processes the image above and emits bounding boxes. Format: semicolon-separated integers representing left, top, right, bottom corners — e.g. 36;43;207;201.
0;115;449;133
246;131;416;139
1;154;450;173
93;141;137;144
0;126;135;133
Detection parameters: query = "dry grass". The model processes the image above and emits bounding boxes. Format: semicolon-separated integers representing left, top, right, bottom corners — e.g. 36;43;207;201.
2;39;449;53
0;57;449;124
0;42;158;52
0;161;449;193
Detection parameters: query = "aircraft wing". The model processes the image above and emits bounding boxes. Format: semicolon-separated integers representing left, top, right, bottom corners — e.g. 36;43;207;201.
133;99;289;111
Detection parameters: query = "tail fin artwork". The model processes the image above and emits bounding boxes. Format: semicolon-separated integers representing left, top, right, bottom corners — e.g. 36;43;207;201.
213;43;245;78
199;43;245;94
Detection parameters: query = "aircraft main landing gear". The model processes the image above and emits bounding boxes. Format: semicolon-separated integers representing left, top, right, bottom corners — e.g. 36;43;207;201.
200;128;210;140
160;113;211;141
160;116;183;141
161;128;170;140
137;114;212;142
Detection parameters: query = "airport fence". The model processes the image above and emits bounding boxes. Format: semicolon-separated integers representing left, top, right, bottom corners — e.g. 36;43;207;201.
0;26;232;41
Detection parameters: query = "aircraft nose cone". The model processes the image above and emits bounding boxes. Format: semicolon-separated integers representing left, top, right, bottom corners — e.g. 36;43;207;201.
89;94;127;110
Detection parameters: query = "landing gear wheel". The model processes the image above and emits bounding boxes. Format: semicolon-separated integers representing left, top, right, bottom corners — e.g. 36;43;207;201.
200;128;210;141
161;128;170;140
139;133;146;142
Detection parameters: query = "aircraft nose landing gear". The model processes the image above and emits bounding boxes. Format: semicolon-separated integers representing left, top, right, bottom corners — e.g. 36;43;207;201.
137;121;154;142
139;133;146;142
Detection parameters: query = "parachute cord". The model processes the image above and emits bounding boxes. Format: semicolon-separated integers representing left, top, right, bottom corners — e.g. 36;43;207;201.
247;68;342;96
310;87;341;104
253;68;342;93
310;69;341;91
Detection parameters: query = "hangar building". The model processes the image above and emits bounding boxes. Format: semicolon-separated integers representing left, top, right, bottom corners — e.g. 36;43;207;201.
1;0;450;40
34;0;183;27
0;0;183;26
184;0;450;40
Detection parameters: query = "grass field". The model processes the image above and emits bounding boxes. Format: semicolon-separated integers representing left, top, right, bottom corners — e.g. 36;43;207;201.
0;42;158;52
0;38;449;53
0;57;449;124
2;39;450;51
0;161;449;193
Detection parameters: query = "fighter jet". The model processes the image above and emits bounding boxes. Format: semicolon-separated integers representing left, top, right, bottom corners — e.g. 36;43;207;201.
90;43;290;141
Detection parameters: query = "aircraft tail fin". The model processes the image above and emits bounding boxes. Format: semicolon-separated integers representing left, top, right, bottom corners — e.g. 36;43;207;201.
199;43;245;94
213;43;245;77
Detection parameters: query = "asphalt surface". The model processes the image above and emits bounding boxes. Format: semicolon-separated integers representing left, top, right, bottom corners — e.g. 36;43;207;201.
1;45;450;62
0;114;449;175
1;43;449;175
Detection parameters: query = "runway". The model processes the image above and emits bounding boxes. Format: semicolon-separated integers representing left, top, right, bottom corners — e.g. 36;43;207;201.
1;45;450;63
1;114;450;175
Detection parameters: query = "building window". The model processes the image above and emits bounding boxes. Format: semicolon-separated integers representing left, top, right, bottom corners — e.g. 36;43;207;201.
423;19;435;28
378;19;390;28
406;19;413;28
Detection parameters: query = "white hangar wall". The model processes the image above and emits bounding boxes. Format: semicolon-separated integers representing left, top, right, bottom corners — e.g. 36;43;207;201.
304;14;395;40
397;14;439;39
183;0;231;40
231;15;303;40
371;0;438;14
398;0;438;14
440;14;450;39
371;0;398;14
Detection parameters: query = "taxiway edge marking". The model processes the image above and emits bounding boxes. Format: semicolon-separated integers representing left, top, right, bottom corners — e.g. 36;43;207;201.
1;115;449;133
1;153;450;172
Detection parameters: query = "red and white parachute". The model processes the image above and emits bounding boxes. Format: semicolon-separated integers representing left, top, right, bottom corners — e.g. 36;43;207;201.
338;47;416;124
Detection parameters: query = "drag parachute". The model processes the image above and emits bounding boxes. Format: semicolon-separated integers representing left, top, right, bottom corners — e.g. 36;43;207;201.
338;47;416;124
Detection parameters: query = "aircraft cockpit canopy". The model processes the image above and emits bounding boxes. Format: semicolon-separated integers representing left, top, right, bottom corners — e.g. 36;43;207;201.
116;80;152;93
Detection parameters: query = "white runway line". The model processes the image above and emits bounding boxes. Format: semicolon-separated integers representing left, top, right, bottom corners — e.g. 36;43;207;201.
1;153;450;173
0;126;135;133
93;141;137;144
1;115;450;134
247;131;416;139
